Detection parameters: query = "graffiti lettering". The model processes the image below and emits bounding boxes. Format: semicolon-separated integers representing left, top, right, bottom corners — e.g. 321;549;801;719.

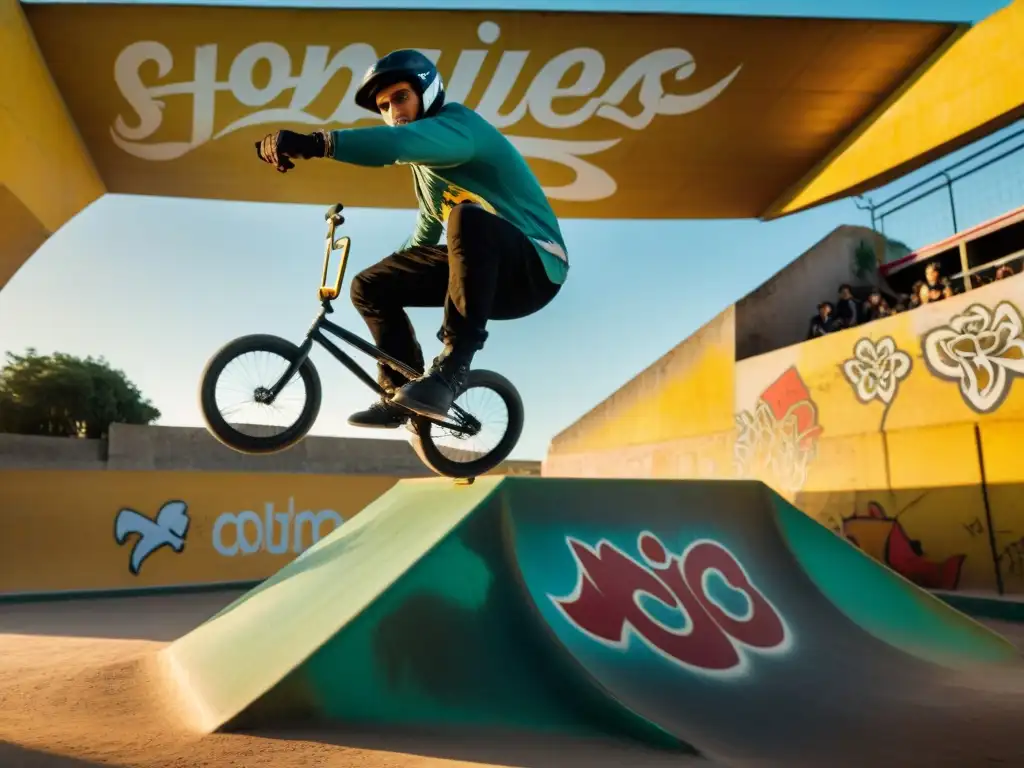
734;366;822;494
109;21;742;201
549;532;790;676
211;497;343;557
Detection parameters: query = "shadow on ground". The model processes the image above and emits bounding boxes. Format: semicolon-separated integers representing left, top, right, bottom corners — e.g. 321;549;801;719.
249;724;716;767
0;590;246;641
0;742;109;768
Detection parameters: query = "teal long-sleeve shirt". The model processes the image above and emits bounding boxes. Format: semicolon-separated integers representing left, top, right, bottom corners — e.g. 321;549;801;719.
325;103;569;285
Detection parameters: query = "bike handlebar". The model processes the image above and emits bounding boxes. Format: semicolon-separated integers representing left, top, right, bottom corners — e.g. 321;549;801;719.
319;203;350;304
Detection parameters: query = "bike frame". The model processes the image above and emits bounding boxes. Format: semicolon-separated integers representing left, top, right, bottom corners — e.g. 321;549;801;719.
263;208;479;436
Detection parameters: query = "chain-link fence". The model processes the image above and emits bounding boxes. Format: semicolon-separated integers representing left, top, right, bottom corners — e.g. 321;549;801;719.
855;120;1024;251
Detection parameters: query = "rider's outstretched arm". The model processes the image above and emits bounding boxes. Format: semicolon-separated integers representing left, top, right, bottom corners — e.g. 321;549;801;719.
322;115;475;168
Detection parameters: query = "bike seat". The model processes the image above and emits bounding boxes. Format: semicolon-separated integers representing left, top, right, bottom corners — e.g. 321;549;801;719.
319;286;339;301
325;203;344;222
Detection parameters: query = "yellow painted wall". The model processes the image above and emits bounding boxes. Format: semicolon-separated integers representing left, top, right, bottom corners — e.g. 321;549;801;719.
545;272;1024;596
0;0;105;290
977;421;1024;594
774;0;1024;216
0;469;400;597
549;307;736;456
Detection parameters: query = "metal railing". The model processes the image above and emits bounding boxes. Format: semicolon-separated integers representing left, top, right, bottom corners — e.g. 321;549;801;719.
855;121;1024;243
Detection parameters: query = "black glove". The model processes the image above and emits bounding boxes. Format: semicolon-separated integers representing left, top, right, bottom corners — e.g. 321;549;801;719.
254;130;326;172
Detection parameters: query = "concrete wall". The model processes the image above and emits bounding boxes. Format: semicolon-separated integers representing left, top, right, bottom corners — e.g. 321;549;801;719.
0;430;107;470
0;0;105;291
0;422;541;476
1;422;539;598
735;224;888;360
544;271;1024;597
546;306;736;458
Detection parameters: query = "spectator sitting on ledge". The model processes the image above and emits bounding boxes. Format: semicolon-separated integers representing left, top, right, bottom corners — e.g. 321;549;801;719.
862;288;887;321
808;301;839;339
924;261;943;294
834;284;859;329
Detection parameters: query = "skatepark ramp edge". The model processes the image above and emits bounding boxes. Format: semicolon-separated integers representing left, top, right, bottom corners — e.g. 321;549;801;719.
160;476;1023;764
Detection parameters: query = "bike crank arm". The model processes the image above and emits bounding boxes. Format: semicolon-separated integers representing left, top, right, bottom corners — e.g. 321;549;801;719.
448;404;481;433
411;407;482;437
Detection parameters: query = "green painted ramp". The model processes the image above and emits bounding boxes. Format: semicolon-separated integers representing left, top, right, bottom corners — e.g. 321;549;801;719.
163;476;1023;765
162;475;679;749
162;477;498;733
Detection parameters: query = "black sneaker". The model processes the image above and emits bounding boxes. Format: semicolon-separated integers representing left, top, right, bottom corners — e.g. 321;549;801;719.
347;396;409;429
391;346;472;420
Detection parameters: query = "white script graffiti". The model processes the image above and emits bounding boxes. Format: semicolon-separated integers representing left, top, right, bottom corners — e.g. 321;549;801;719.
211;497;343;557
922;301;1024;413
110;20;742;200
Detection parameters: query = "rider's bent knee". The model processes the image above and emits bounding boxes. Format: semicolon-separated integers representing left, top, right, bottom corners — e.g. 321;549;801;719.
447;201;488;233
350;268;375;310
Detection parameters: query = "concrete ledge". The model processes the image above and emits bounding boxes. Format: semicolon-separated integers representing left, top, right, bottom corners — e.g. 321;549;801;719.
104;423;434;475
0;431;107;469
932;590;1024;623
0;580;264;605
0;423;541;476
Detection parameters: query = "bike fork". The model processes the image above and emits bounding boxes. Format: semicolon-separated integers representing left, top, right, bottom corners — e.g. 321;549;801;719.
266;336;314;401
266;308;324;401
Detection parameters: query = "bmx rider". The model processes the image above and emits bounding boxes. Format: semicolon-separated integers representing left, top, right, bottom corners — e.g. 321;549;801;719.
254;49;569;427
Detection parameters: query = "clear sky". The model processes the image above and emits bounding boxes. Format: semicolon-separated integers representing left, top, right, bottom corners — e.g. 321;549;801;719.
1;0;1020;461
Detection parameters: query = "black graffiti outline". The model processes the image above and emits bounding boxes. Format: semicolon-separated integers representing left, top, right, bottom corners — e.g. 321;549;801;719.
963;517;985;538
839;494;968;590
996;532;1024;581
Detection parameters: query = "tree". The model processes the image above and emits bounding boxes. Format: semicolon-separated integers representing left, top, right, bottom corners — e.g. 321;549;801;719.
0;348;160;438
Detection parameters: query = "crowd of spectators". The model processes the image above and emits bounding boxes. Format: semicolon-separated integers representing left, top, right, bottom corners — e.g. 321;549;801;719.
808;259;1019;339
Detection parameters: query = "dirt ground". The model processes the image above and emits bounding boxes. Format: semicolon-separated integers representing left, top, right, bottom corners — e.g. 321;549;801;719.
3;590;1024;768
0;590;711;768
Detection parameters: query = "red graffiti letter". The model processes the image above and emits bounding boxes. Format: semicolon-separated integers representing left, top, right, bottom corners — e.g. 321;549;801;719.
681;541;786;649
551;533;789;673
553;538;740;670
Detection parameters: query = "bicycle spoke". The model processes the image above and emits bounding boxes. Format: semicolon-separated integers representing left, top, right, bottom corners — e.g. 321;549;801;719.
213;349;308;437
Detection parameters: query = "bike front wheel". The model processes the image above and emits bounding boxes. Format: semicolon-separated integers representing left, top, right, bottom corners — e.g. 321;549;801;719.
199;334;322;454
408;369;524;478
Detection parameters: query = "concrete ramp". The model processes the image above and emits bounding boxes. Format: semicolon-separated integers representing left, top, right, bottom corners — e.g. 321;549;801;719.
162;478;502;733
162;477;1022;764
162;476;678;748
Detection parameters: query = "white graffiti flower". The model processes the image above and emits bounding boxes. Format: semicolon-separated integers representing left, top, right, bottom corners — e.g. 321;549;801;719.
841;336;912;406
922;301;1024;413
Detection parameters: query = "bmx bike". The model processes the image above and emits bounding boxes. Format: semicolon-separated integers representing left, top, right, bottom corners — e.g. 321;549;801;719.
197;202;524;479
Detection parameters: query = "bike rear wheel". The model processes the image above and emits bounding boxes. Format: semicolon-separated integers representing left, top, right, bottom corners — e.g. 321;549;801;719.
199;334;322;454
408;369;524;478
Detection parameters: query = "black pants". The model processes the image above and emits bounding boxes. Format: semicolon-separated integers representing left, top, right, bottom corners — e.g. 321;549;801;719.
350;203;561;390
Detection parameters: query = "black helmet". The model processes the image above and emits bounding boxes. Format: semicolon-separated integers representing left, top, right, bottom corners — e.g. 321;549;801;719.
354;49;446;118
